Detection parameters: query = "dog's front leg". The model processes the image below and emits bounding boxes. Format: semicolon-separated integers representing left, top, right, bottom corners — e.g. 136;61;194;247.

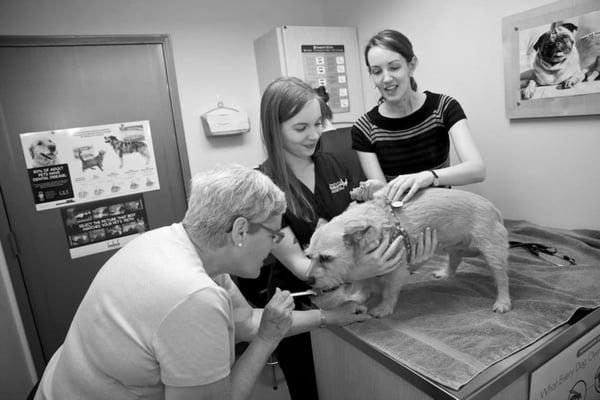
368;269;407;318
369;288;399;318
522;80;537;100
558;71;585;89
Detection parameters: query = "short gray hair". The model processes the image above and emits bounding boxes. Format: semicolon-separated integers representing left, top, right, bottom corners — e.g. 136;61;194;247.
182;164;287;248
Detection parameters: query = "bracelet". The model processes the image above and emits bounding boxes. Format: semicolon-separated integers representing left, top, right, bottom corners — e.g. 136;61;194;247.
429;170;440;187
319;309;327;328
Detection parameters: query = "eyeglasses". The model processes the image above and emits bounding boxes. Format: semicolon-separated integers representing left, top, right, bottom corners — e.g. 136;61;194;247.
251;222;285;244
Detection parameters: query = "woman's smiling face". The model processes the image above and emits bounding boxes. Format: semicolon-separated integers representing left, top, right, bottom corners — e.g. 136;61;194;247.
280;97;323;160
367;46;416;102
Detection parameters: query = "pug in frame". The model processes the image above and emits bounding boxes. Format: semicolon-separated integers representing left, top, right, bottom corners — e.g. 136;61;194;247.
521;22;585;100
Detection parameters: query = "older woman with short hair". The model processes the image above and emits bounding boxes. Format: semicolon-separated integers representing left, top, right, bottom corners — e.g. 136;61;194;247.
34;164;369;400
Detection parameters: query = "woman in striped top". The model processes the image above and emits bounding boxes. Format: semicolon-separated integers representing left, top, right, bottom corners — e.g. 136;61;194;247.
352;29;486;203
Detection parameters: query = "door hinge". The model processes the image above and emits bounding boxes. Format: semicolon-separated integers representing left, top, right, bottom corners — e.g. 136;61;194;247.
8;231;20;258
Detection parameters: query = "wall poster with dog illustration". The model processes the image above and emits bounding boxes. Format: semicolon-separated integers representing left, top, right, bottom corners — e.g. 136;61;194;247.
19;120;160;211
502;0;600;118
61;194;149;259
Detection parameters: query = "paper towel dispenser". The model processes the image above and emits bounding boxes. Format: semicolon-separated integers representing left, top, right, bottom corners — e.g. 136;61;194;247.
201;101;250;136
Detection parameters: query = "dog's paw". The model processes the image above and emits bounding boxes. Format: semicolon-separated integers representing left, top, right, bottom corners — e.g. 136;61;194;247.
557;80;573;89
521;86;535;100
558;73;583;89
432;267;451;279
368;302;395;318
493;299;511;313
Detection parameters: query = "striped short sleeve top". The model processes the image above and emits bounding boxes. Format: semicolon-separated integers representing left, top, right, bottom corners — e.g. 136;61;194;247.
351;91;466;181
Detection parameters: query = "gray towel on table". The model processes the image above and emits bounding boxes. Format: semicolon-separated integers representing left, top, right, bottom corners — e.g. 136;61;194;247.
343;219;600;390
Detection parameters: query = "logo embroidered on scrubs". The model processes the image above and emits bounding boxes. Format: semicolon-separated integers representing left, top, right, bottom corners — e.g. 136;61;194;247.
328;178;348;194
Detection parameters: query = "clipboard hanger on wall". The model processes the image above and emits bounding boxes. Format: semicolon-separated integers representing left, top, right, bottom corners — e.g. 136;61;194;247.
201;99;250;137
205;101;239;114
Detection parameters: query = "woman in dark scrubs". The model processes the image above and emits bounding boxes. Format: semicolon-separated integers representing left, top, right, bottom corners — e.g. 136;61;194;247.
255;77;437;399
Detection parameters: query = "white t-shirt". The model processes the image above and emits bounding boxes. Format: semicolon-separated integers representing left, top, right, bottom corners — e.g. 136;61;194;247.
36;223;236;400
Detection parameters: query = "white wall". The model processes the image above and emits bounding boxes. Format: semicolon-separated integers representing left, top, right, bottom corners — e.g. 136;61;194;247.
323;0;600;230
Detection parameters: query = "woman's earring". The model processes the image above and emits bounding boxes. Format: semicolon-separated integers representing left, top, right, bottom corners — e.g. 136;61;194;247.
237;243;243;247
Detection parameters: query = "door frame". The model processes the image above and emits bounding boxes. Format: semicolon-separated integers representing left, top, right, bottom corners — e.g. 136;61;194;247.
0;34;190;374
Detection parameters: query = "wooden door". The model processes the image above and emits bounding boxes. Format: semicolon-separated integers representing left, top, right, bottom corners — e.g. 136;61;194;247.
0;35;190;373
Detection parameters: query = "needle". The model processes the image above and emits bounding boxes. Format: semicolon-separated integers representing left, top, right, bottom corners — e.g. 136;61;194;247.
290;290;316;297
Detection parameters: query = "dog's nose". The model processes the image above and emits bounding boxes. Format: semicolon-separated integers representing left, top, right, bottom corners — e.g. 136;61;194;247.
306;276;315;286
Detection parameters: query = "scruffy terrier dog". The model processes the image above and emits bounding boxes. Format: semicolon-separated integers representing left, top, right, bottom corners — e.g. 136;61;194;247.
306;188;511;318
29;138;59;167
104;135;151;168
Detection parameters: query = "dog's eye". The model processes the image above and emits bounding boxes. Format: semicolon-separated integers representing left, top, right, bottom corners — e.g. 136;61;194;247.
319;255;331;264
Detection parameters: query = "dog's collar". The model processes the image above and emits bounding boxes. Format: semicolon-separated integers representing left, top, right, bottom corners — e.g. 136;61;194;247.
387;201;412;263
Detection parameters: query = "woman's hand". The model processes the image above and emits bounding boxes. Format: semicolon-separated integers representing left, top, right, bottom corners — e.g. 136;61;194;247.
409;228;438;266
380;171;434;203
350;179;386;201
348;227;438;281
323;301;371;326
257;288;294;344
349;231;406;280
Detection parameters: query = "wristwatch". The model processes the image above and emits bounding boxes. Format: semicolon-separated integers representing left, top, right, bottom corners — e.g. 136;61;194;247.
319;309;327;328
430;170;440;187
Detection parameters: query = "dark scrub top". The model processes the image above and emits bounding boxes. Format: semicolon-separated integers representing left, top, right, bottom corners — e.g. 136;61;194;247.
258;151;358;296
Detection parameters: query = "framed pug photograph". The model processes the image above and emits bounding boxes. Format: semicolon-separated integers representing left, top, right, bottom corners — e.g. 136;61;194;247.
502;0;600;119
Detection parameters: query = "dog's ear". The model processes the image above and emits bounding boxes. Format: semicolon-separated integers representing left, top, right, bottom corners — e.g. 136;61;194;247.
533;33;548;51
343;220;368;248
560;23;578;33
343;220;377;248
316;218;328;229
29;145;35;159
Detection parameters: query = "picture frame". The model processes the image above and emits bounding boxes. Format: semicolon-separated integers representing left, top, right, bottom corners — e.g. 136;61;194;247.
502;0;600;119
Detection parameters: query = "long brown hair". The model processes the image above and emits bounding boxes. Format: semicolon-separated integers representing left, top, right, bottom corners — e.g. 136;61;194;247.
260;77;325;222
